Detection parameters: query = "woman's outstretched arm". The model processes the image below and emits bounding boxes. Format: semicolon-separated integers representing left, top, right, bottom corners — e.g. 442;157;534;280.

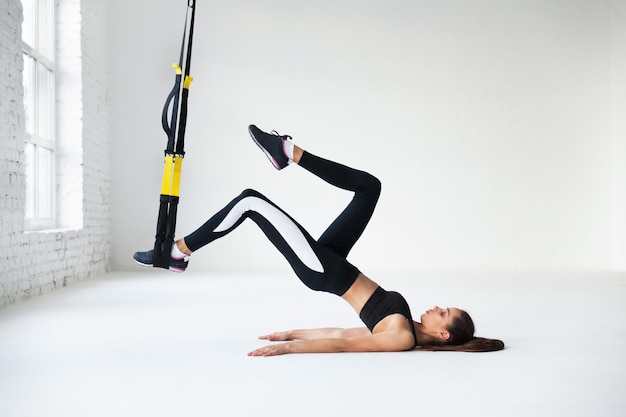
248;329;415;356
259;327;371;342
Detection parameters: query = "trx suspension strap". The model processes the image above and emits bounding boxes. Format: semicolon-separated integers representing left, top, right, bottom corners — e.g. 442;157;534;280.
153;0;196;268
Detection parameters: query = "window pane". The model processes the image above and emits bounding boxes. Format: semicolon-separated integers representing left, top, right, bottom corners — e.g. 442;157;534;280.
37;62;53;140
22;0;35;48
38;0;54;60
24;142;35;219
22;0;57;229
23;54;35;135
36;146;54;219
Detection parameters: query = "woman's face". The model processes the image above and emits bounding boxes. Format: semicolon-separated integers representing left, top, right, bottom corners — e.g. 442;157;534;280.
420;305;463;336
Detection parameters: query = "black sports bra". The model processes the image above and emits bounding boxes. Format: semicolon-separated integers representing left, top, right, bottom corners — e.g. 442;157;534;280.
359;286;417;348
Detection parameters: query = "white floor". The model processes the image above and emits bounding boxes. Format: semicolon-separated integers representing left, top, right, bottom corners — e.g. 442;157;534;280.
0;270;625;417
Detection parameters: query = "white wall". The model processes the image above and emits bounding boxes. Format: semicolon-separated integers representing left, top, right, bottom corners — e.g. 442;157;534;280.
111;0;619;273
611;0;626;269
0;0;111;307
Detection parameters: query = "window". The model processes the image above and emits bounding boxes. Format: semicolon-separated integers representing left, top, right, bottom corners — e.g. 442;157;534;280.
22;0;56;230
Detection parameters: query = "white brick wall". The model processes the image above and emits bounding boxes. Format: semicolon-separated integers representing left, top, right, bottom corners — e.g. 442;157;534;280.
0;0;111;307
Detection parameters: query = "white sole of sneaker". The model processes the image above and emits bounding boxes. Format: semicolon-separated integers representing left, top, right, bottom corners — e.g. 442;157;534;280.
133;257;186;273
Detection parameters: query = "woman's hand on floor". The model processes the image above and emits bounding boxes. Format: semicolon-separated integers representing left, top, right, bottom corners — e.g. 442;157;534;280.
258;331;293;341
248;343;289;357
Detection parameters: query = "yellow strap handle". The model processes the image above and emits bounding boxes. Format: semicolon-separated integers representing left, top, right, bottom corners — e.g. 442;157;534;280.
171;156;183;197
160;155;174;195
160;155;184;197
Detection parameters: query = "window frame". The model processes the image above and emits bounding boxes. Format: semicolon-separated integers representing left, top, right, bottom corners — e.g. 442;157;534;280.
22;0;57;231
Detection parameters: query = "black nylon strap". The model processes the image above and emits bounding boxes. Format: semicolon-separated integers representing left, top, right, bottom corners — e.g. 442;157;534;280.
154;1;196;269
175;1;196;155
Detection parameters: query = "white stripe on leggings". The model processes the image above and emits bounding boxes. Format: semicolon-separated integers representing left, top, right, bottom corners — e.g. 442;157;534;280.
213;196;325;273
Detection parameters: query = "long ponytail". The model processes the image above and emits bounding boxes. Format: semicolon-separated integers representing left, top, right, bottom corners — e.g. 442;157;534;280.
418;309;505;353
419;337;505;352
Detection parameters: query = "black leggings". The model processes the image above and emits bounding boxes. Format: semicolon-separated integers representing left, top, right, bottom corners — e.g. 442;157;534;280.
183;151;381;296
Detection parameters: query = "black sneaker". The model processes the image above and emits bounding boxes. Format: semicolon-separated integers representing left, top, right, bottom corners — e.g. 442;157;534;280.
248;124;292;170
133;249;189;272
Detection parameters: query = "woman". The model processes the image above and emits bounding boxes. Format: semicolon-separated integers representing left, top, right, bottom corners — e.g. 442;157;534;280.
134;125;504;356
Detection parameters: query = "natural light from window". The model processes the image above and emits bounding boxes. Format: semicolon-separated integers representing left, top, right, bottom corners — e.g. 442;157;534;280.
22;0;56;230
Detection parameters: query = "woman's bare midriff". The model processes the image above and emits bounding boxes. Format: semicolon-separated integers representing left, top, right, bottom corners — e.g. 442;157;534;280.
340;273;379;314
341;273;416;336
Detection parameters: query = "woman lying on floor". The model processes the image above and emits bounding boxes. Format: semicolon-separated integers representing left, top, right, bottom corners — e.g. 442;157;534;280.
134;125;504;356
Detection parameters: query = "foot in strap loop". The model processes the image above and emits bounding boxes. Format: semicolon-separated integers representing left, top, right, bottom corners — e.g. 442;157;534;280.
133;248;189;272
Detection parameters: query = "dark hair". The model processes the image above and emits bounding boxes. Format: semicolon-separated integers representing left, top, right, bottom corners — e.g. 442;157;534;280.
419;310;505;352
